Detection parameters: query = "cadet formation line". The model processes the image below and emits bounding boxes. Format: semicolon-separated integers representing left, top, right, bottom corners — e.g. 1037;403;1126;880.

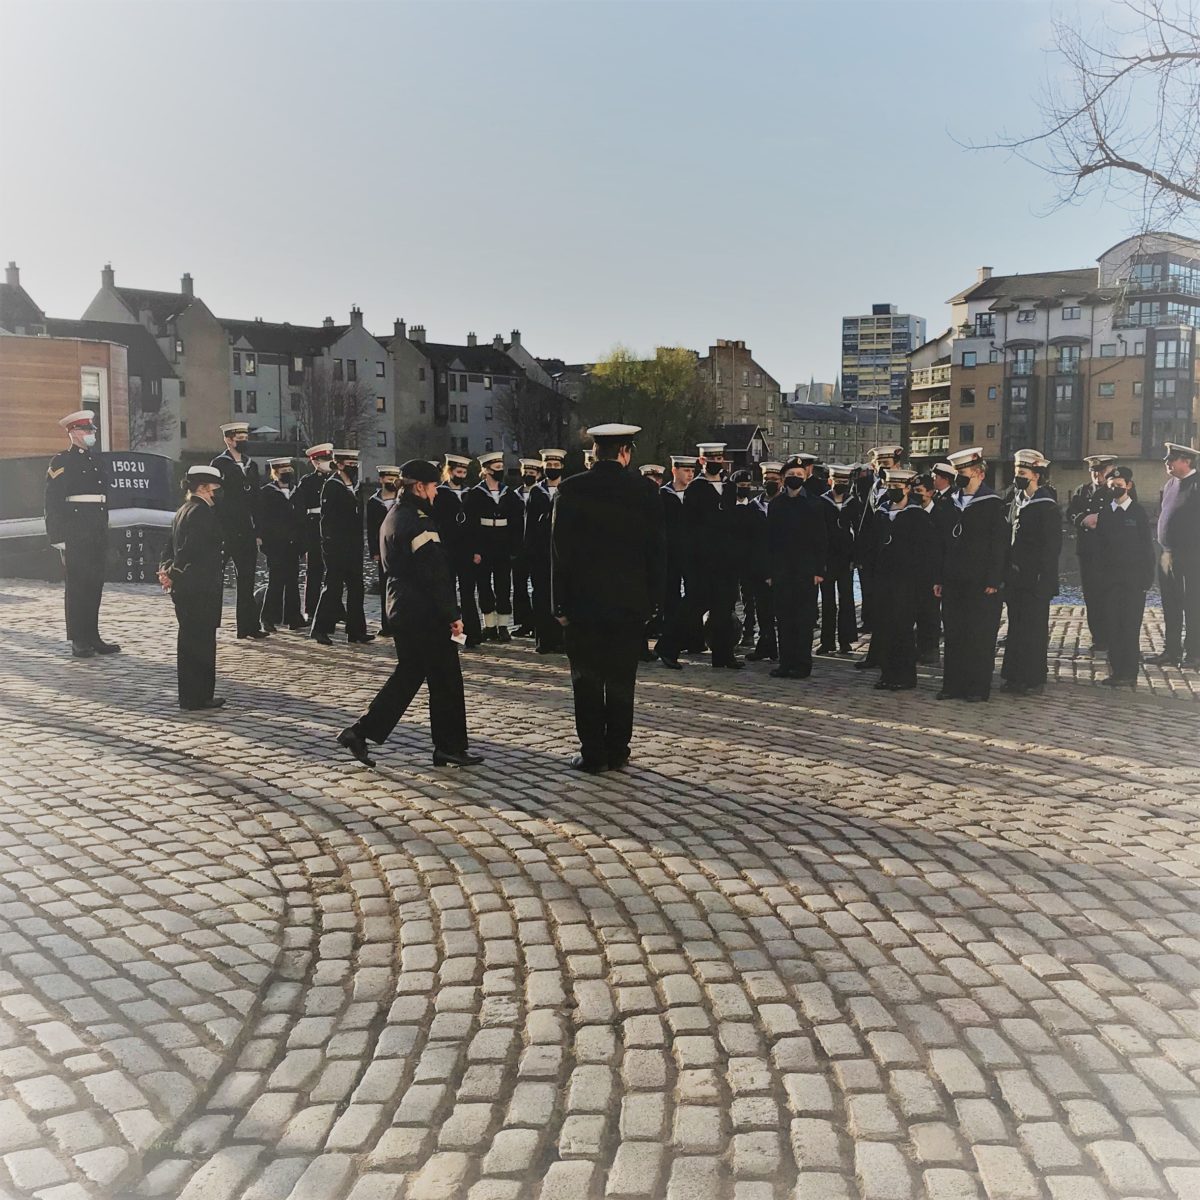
42;412;1200;773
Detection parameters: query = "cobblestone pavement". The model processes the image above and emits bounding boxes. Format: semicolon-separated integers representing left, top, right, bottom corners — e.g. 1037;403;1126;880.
1;579;1199;1200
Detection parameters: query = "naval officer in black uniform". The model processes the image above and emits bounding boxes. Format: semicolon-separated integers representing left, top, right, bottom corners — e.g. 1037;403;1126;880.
337;459;483;769
311;449;372;645
294;443;334;623
367;465;401;637
524;448;567;654
552;423;665;772
44;410;120;658
211;421;267;639
433;453;482;647
1066;454;1118;654
258;456;304;632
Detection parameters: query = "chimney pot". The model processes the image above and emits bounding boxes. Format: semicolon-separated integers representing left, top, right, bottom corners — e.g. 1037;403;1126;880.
409;324;426;344
323;316;334;328
510;328;521;347
181;272;194;297
101;262;115;289
4;261;18;288
350;304;363;326
467;331;477;347
978;266;993;282
493;334;504;350
394;318;406;339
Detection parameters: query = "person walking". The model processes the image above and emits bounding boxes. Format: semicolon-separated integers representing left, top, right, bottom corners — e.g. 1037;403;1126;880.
552;424;665;772
211;421;267;640
337;460;483;769
1146;443;1200;668
44;410;120;658
1094;466;1156;687
158;466;226;711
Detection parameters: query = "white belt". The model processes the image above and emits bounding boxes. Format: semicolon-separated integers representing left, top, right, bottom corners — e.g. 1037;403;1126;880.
306;507;321;514
66;495;107;503
480;517;508;527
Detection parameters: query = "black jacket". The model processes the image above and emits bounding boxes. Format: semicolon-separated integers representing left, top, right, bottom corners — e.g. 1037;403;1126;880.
1065;481;1110;561
210;449;261;542
320;476;363;563
1006;491;1062;598
294;470;326;536
258;483;302;558
683;474;738;570
551;460;666;624
1096;500;1156;591
433;484;473;562
732;499;769;578
821;493;860;576
463;482;524;558
660;485;688;573
874;504;936;600
935;487;1008;591
524;480;559;562
366;490;396;560
44;445;110;544
767;490;828;581
380;493;460;629
161;497;224;626
1158;472;1200;565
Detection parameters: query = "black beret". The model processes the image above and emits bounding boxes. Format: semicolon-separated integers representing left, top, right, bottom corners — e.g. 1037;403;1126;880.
731;470;753;484
1109;465;1134;483
400;458;440;484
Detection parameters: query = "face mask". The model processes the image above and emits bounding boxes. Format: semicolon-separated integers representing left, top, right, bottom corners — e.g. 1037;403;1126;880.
954;473;970;490
522;474;537;485
705;462;723;476
489;468;505;480
764;481;780;497
783;476;805;492
544;468;562;481
278;472;294;485
737;486;753;498
832;484;847;496
451;474;466;486
1110;484;1128;498
81;432;97;448
344;466;359;485
233;440;249;454
887;488;905;504
1016;474;1035;491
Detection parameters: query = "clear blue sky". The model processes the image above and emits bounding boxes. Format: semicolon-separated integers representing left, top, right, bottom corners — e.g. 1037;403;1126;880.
1;0;1127;386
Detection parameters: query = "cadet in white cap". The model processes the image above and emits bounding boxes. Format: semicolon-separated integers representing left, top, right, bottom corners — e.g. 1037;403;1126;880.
552;424;665;771
294;443;334;624
652;455;702;658
258;456;304;632
44;410;119;658
433;454;482;646
464;451;524;640
817;464;860;655
1000;450;1061;696
511;459;543;636
209;421;267;638
311;450;373;645
159;466;226;710
367;466;402;637
1149;442;1200;667
1065;454;1120;653
525;448;567;653
933;448;1007;701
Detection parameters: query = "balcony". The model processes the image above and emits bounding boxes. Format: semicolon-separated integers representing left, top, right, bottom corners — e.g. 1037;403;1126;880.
910;364;952;389
911;435;949;456
911;398;950;422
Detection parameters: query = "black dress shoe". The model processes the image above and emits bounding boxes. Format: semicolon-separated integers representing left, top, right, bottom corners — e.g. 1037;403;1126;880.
816;645;836;655
640;649;657;662
71;641;95;658
715;659;745;670
1182;657;1200;670
348;635;376;644
466;638;483;648
433;749;484;767
769;667;794;678
854;660;874;670
513;626;535;638
182;697;226;711
312;632;333;646
569;753;607;774
608;752;631;770
239;630;270;640
261;622;278;634
658;655;683;670
496;627;512;643
1144;651;1179;666
337;727;376;767
288;622;309;631
1100;675;1136;688
92;639;121;655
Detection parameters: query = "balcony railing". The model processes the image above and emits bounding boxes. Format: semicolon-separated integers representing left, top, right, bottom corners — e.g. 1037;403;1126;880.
1122;277;1200;298
911;435;949;456
911;399;950;422
910;364;952;389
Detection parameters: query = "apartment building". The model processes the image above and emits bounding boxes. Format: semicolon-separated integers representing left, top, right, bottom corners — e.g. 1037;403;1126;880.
936;234;1199;484
696;339;780;430
906;328;954;465
775;403;901;465
842;304;926;410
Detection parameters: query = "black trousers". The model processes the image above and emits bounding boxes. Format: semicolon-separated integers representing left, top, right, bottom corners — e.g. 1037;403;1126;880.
1079;554;1109;648
355;630;468;753
877;591;918;687
774;576;817;673
857;563;876;631
512;556;533;627
313;555;366;639
475;553;512;626
173;603;217;709
1158;550;1197;660
740;574;758;643
1002;590;1051;688
941;584;1002;699
224;537;261;636
750;575;776;657
565;620;642;765
302;526;323;620
658;571;738;664
375;562;391;637
819;569;857;650
1101;582;1146;680
262;549;302;628
530;557;562;652
452;557;481;642
916;590;941;661
64;523;107;644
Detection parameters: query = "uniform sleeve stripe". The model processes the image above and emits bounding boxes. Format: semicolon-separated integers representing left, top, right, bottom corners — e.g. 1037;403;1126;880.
411;530;441;552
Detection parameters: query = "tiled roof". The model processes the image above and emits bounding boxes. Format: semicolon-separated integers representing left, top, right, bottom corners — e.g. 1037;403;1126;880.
44;318;178;379
112;286;191;326
221;318;348;356
422;342;522;375
950;268;1098;305
0;282;46;332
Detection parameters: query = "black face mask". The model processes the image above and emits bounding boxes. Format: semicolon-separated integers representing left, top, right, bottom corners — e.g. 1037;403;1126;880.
763;481;780;497
954;473;971;490
544;468;562;481
737;486;753;498
783;476;805;492
1110;484;1128;499
832;484;847;496
887;488;905;504
489;469;505;481
522;474;537;485
278;472;294;485
705;462;723;476
344;467;359;485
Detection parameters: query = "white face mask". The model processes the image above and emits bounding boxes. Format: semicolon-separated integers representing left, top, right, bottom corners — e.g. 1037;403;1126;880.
81;433;97;448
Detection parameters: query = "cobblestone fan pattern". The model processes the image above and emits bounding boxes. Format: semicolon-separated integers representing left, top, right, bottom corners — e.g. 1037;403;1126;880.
0;579;1198;1200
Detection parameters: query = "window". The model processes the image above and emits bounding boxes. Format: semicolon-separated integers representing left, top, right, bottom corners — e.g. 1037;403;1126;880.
233;389;242;412
290;393;301;412
1057;345;1081;371
798;425;805;436
960;387;976;407
1096;422;1114;440
179;381;186;397
961;351;977;368
1100;344;1117;357
1155;338;1189;369
986;425;996;439
377;431;388;447
375;395;386;413
797;441;806;452
782;424;790;436
346;359;357;382
334;359;343;381
245;353;257;375
418;367;426;382
180;420;188;438
149;378;160;397
767;396;775;412
232;352;241;374
449;404;457;422
987;386;997;400
1133;381;1144;397
975;314;994;337
1097;382;1115;398
739;393;749;411
175;338;184;355
376;361;385;377
741;370;749;385
989;349;999;363
484;406;493;421
1131;420;1141;436
1134;341;1144;355
294;356;304;373
754;373;762;388
460;406;469;423
246;390;257;413
1153;378;1177;400
484;375;492;389
715;368;722;384
449;374;458;392
1016;309;1036;324
419;399;427;414
485;437;494;452
959;424;975;442
1062;306;1081;320
1012;347;1035;376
